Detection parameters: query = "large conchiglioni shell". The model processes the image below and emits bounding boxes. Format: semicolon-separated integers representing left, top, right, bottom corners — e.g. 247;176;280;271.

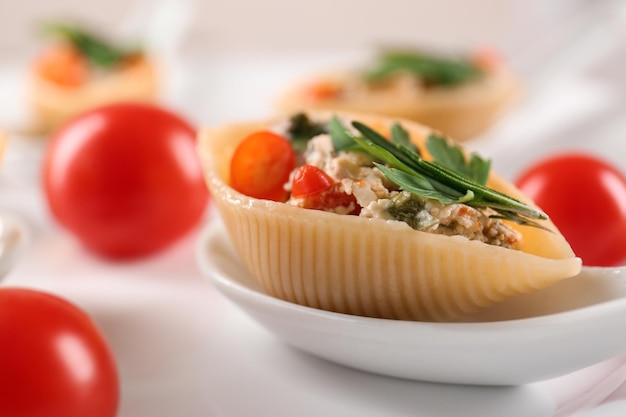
276;69;518;141
198;111;581;322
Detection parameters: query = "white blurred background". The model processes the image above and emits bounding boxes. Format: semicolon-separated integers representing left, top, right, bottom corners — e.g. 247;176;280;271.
0;0;610;79
1;0;625;179
0;0;600;58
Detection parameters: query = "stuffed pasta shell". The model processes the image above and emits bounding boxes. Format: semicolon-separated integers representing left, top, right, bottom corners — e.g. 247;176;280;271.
277;48;518;141
28;22;158;134
198;111;581;322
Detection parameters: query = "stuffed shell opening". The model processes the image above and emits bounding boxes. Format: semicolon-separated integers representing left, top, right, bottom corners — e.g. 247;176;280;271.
198;111;581;322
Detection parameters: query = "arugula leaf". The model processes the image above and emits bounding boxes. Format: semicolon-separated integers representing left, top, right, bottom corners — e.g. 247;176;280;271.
365;50;483;87
426;134;491;185
328;117;549;229
42;22;136;68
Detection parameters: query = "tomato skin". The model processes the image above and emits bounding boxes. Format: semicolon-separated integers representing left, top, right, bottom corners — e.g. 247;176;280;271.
230;131;296;202
43;103;209;259
516;153;626;266
291;164;334;198
0;288;118;417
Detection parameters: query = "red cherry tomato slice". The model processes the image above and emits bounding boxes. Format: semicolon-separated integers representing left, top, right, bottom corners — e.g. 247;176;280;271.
230;131;296;202
0;288;118;417
291;164;334;198
471;46;503;73
304;81;342;101
298;183;361;215
516;153;626;266
35;45;88;87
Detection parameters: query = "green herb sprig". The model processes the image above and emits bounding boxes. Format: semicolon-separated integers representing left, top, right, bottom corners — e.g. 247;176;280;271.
329;117;549;230
426;135;491;186
365;50;483;87
42;22;137;68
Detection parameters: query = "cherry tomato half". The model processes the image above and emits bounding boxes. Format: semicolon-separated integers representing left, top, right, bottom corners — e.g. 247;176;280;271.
297;183;361;215
292;164;360;213
0;288;118;417
304;81;342;101
230;131;296;202
471;46;503;73
291;164;334;198
515;153;626;266
43;103;209;259
35;45;88;87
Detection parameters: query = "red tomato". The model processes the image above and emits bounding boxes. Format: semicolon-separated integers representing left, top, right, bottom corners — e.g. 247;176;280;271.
516;153;626;266
43;103;209;259
291;164;334;198
0;288;118;417
230;131;296;202
471;46;503;73
304;81;341;101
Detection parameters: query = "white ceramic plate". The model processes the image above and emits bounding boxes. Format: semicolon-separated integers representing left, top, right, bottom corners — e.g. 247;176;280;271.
197;218;626;386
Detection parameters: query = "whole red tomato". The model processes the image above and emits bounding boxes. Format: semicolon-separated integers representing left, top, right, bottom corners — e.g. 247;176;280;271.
43;103;209;259
0;288;118;417
516;153;626;266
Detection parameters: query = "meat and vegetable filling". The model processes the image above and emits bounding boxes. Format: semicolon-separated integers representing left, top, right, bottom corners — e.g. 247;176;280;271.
230;113;548;250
